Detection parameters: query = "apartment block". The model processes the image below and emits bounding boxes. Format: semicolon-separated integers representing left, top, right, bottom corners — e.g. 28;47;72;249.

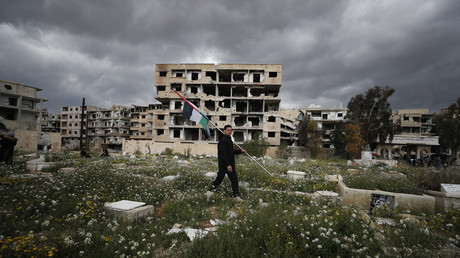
154;64;282;145
87;105;131;150
60;105;101;149
0;79;46;132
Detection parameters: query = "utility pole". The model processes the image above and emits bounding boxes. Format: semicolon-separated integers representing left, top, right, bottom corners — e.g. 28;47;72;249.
79;98;85;150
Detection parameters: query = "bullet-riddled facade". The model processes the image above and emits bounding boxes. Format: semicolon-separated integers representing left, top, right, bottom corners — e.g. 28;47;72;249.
154;64;282;145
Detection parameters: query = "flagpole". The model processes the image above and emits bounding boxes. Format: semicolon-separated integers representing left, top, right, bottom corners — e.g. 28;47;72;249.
172;89;273;176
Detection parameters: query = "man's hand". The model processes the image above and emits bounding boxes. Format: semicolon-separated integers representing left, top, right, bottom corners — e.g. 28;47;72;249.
227;165;232;172
242;149;247;154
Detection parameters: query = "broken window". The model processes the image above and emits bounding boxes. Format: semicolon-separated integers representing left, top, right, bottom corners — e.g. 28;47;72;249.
190;99;200;107
219;99;231;108
253;74;260;82
249;88;264;97
203;84;216;96
269;72;277;77
171;83;182;91
157;129;164;135
187;84;199;94
268;116;276;122
8;98;17;106
173;129;181;138
234;115;247;126
338;113;343;118
232;87;247;97
174;101;182;109
191;72;199;80
322;114;328;120
248;116;262;126
233;131;244;142
218;70;231;82
268;132;276;138
158;115;165;120
184;128;199;141
219;116;226;121
206;71;216;80
249;100;263;112
173;70;185;77
233;73;245;82
159;71;167;77
157;85;166;91
218;85;231;96
312;111;321;117
235;101;247;112
4;85;12;90
205;100;215;111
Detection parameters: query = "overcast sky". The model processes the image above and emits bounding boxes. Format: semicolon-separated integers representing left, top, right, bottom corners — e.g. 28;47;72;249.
1;0;459;114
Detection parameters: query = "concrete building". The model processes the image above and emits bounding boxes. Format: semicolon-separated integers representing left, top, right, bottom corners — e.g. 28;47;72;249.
60;105;102;149
0;79;46;132
304;105;348;148
154;63;283;145
376;108;439;161
87;105;131;151
0;79;50;151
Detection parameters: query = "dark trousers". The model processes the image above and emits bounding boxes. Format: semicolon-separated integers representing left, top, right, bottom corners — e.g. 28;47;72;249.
209;166;239;197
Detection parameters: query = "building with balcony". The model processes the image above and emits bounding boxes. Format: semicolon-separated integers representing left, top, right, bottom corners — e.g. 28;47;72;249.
153;63;283;145
88;105;131;150
0;79;46;132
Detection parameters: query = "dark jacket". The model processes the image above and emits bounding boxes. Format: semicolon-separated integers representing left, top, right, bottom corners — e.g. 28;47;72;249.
1;135;17;150
218;135;242;169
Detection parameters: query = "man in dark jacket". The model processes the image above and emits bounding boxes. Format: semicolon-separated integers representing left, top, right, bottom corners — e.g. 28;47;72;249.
0;132;18;164
207;125;246;202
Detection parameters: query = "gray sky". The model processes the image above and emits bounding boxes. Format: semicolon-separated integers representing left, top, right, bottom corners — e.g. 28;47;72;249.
1;0;459;114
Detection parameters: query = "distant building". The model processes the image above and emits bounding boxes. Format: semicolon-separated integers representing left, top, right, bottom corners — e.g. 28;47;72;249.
88;105;131;151
280;105;348;148
41;109;61;133
60;105;102;149
376;108;439;160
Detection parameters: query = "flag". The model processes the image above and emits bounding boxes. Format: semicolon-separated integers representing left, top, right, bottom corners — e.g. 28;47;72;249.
173;89;211;137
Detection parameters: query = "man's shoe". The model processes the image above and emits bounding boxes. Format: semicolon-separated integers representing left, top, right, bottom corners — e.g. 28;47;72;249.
206;191;214;200
234;196;243;203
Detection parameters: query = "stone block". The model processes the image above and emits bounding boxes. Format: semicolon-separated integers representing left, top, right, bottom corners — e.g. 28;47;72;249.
324;174;343;182
104;200;154;220
287;170;306;181
58;168;77;173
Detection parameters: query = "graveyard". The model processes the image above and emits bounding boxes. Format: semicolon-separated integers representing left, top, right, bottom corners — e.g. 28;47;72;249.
1;151;460;257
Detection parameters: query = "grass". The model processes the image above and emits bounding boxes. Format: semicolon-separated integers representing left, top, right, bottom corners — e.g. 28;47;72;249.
1;153;459;257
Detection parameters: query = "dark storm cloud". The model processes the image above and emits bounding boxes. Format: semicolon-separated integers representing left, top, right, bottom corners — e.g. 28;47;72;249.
0;0;459;113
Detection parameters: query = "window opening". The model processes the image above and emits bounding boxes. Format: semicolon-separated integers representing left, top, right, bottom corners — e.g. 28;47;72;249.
269;72;277;77
206;71;217;80
268;132;276;138
159;71;167;77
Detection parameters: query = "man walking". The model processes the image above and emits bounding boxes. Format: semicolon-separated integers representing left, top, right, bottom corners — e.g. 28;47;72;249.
207;125;246;202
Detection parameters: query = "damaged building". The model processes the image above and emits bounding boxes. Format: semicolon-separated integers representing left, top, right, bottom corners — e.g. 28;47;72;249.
0;79;51;150
60;105;131;151
152;64;282;146
376;109;439;161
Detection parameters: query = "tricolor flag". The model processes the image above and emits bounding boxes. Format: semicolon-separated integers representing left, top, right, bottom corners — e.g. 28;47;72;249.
173;89;211;137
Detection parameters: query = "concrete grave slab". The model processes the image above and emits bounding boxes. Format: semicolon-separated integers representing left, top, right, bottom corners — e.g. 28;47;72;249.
287;170;306;181
105;200;146;211
104;200;154;220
